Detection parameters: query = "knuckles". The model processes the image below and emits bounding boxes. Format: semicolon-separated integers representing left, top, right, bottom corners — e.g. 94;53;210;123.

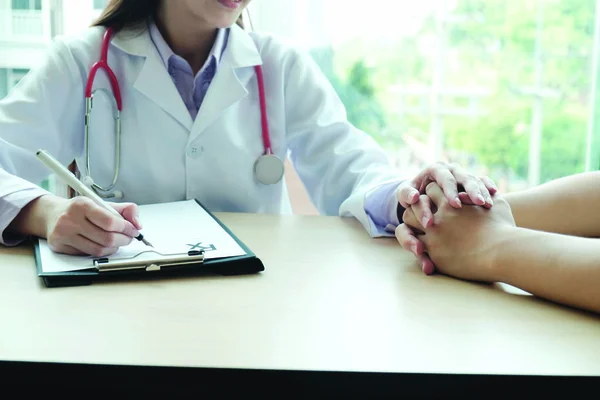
99;232;118;249
69;196;94;213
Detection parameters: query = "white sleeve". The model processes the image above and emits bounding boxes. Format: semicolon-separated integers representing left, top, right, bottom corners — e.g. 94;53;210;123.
0;38;84;243
0;169;50;245
282;47;404;235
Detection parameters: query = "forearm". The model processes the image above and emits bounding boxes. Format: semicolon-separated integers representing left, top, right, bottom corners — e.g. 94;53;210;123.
504;171;600;237
491;227;600;314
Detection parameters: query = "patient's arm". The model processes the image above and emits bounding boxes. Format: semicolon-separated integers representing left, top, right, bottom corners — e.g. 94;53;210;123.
400;182;600;314
505;171;600;237
491;227;600;314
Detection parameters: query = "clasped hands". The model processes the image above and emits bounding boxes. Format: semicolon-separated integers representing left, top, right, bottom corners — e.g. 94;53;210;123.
395;162;516;282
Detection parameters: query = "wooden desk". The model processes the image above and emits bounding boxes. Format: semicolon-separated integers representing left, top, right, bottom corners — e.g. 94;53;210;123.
1;213;599;396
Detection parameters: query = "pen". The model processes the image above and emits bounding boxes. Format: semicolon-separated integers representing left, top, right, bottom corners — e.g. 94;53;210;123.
35;149;153;247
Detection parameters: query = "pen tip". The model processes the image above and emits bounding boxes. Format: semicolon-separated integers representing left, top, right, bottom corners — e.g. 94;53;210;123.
143;239;154;248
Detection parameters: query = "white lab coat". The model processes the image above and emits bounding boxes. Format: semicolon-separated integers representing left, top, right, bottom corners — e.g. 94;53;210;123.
0;24;402;238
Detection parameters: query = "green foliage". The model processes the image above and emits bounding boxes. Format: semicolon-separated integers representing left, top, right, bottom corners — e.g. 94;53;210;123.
444;0;593;183
444;100;530;177
310;48;387;143
540;103;588;181
317;0;595;186
445;97;587;183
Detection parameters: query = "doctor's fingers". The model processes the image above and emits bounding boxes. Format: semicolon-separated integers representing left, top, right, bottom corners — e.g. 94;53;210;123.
74;199;140;238
49;215;133;255
478;179;493;209
47;242;86;256
447;164;492;208
397;183;421;209
480;176;498;195
421;164;462;208
77;217;135;250
62;235;119;258
110;202;143;230
458;192;475;205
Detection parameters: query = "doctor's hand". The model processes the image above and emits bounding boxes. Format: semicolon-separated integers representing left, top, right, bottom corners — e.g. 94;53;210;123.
399;182;515;282
396;162;498;275
19;195;142;257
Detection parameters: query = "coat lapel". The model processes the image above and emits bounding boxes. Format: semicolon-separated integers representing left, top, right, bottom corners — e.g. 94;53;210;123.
109;24;263;136
111;27;193;131
190;24;263;139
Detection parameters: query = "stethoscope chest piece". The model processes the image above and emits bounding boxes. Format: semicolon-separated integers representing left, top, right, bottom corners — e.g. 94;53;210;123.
254;153;284;185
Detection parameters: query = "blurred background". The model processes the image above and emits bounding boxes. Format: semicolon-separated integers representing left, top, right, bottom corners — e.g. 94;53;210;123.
1;0;598;212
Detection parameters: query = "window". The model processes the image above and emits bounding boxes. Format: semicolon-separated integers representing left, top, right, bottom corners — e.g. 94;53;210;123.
11;0;42;10
1;1;598;197
0;69;8;99
252;0;598;192
0;69;29;100
93;0;108;10
8;68;29;88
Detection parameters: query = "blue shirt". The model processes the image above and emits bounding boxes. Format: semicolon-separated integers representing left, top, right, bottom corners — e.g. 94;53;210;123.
149;23;401;234
149;23;228;120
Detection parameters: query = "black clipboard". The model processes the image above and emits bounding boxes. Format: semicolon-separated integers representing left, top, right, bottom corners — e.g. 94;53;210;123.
34;200;265;287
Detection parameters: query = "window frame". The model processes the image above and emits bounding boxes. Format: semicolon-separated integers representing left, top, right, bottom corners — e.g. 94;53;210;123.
11;0;42;10
93;0;107;11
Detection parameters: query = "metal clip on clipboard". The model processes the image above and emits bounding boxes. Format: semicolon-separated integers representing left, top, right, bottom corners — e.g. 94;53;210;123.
93;250;205;273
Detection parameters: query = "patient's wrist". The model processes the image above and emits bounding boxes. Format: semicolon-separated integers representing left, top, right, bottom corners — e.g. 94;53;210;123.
486;227;528;283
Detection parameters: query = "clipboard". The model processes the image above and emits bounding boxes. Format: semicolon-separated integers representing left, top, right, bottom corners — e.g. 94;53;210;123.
34;200;265;287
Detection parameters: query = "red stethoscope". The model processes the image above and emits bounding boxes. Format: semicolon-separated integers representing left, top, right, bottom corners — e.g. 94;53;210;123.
83;27;284;199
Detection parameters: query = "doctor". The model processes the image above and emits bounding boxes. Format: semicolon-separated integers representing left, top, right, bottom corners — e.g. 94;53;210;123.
0;0;495;257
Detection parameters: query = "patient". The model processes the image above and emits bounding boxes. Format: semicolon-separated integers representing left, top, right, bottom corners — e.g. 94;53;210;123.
395;171;600;314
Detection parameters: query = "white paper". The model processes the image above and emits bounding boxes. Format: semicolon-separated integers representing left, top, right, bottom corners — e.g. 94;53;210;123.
38;200;247;273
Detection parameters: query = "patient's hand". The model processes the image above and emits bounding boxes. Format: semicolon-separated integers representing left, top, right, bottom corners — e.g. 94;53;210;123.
397;182;516;282
395;162;497;275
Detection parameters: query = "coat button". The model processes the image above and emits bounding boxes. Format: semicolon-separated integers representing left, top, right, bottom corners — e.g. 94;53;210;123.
187;146;203;158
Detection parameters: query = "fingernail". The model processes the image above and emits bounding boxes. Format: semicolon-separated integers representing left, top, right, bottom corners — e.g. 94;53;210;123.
422;217;429;227
487;197;494;206
134;215;142;229
423;263;435;275
454;197;462;208
477;194;485;204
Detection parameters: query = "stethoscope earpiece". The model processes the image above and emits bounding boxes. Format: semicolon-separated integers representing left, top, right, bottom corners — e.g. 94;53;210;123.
111;190;124;199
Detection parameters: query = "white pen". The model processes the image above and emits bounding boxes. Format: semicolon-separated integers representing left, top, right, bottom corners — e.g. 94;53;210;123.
35;149;153;247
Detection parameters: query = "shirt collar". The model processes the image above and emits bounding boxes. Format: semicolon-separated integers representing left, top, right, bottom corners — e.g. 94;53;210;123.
148;22;228;73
